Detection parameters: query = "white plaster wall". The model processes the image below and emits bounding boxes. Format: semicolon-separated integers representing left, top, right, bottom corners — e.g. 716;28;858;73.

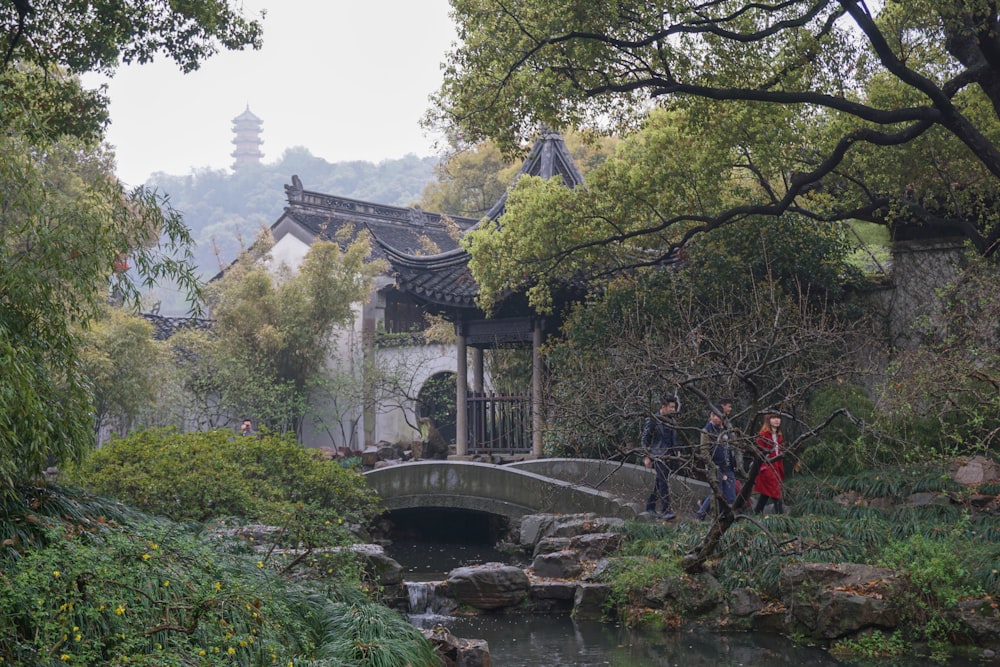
256;234;471;451
268;234;311;272
372;342;464;445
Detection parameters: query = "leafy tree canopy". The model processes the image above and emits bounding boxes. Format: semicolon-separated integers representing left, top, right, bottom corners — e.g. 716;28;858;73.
190;232;384;432
436;0;1000;268
465;108;863;312
0;0;262;489
0;0;263;74
420;130;618;217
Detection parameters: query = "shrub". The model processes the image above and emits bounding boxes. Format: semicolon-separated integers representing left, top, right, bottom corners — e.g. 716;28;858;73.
65;428;382;548
0;486;437;667
799;383;876;476
876;520;984;660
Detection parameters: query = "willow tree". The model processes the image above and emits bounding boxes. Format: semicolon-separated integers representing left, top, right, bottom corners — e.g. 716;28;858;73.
0;1;262;489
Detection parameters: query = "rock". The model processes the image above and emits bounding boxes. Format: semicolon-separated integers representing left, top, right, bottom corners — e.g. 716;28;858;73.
780;562;900;639
528;581;577;613
643;571;722;616
353;545;404;586
952;456;1000;486
573;582;610;620
728;586;765;618
361;446;380;466
570;532;624;560
530;580;577;601
518;514;570;549
905;491;951;507
953;600;1000;647
533;536;572;557
547;516;625;540
532;549;583;579
273;544;403;586
446;563;530;610
518;513;624;551
422;624;492;667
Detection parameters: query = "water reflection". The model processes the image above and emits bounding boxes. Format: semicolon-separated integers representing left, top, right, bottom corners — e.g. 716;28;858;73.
389;542;984;666
414;615;848;666
385;540;526;581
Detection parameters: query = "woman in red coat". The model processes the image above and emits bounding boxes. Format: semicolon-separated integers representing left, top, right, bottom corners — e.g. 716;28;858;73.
753;412;785;515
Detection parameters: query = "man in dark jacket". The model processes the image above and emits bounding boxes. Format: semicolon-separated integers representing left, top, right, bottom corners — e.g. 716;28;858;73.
696;399;737;520
642;396;679;520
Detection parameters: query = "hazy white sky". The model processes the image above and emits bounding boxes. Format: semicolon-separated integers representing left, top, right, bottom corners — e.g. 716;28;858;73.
86;0;457;187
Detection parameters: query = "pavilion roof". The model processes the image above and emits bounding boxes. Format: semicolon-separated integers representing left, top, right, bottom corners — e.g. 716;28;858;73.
373;130;585;314
279;175;477;260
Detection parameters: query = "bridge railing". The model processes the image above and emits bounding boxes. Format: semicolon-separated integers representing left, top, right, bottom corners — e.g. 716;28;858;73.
467;392;531;454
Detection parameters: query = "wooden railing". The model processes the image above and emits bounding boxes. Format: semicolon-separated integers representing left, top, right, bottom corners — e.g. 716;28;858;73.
467;392;531;454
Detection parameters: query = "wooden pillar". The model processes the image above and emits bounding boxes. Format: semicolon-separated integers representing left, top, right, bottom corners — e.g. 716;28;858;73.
531;318;544;458
455;329;469;457
472;347;484;393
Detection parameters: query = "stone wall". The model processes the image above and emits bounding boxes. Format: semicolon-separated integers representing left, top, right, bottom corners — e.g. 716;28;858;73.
877;237;968;350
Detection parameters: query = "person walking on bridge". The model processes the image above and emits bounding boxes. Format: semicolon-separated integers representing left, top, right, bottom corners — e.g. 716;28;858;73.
642;396;679;521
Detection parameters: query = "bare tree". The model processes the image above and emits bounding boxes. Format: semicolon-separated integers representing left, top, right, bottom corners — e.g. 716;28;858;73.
545;273;875;570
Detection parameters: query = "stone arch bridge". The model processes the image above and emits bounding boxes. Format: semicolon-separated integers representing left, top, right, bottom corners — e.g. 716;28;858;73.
363;459;708;521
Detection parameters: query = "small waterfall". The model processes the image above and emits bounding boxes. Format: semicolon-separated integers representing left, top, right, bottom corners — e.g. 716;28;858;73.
405;581;452;626
407;581;435;614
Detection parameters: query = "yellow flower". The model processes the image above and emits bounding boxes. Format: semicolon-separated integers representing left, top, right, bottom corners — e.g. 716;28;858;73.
115;605;126;615
74;634;81;642
214;581;222;591
256;561;264;569
73;626;79;631
162;580;169;587
228;647;236;655
148;541;159;550
60;655;69;661
99;604;105;611
198;650;206;656
52;571;60;578
142;553;151;561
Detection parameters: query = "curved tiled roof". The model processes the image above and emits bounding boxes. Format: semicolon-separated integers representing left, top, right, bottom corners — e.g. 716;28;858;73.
280;175;477;260
374;131;586;313
141;313;214;341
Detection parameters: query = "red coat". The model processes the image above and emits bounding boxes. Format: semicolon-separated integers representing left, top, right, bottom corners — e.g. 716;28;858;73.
753;430;785;499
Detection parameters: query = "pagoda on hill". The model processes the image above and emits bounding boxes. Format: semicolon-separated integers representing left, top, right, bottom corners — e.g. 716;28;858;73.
231;105;263;170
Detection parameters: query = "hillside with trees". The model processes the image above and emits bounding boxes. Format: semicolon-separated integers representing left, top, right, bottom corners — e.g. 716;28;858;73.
142;148;437;314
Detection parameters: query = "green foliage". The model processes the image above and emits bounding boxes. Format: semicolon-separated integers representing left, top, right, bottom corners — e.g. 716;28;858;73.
77;306;166;440
878;527;983;657
799;383;877;476
543;240;867;462
0;0;259;489
0;86;201;489
875;254;1000;463
419;131;616;218
65;429;382;547
307;597;441;667
0;486;435;667
1;0;263;75
434;0;1000;257
831;629;907;660
172;233;383;434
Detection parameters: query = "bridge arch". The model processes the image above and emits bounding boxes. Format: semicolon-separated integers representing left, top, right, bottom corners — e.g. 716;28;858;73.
364;461;638;520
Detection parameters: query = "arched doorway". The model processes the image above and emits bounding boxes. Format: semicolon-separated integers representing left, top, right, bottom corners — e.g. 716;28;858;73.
417;372;457;445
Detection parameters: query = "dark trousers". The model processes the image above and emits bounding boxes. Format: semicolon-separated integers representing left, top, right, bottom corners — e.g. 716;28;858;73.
754;494;784;515
645;459;672;513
